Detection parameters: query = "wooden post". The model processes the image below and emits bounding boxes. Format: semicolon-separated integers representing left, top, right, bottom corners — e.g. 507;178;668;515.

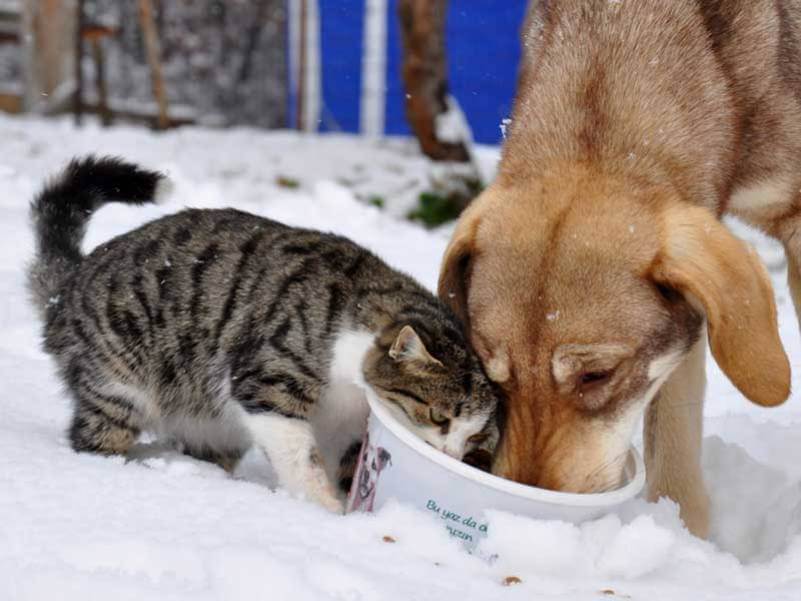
296;0;307;130
23;0;78;113
91;39;111;126
82;24;117;127
74;0;84;124
138;0;169;129
272;5;289;129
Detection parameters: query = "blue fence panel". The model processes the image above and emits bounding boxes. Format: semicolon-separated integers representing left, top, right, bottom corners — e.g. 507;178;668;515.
318;0;364;132
445;1;528;144
384;0;410;137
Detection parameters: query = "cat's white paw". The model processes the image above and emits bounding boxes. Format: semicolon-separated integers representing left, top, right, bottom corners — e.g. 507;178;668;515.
304;482;345;514
316;492;345;514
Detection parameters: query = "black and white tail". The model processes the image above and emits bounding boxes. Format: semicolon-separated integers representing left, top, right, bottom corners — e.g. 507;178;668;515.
27;156;166;314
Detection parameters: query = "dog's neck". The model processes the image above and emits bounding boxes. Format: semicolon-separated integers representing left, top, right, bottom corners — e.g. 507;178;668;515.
499;0;738;213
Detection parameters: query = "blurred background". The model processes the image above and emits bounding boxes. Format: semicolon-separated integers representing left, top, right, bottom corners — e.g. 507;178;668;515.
0;0;529;225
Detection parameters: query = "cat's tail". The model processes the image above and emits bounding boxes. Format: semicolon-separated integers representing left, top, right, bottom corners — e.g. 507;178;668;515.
27;155;168;314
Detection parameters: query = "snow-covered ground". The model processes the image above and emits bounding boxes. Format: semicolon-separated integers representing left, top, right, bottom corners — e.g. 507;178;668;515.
1;114;800;600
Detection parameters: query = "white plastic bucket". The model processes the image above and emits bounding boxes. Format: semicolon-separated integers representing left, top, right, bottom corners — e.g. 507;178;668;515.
346;390;646;550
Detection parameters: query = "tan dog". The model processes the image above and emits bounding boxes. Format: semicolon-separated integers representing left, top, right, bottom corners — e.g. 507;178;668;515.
438;0;797;538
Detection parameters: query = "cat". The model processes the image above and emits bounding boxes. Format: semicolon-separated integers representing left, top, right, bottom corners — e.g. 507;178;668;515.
28;156;503;512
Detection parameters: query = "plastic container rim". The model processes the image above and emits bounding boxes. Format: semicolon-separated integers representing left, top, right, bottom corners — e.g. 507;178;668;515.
365;390;646;508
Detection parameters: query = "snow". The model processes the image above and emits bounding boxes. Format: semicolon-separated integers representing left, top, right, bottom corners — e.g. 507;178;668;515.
499;117;512;140
432;95;484;189
435;95;472;146
1;113;801;600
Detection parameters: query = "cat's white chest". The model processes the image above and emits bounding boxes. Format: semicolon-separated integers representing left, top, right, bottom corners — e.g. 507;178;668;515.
312;329;375;481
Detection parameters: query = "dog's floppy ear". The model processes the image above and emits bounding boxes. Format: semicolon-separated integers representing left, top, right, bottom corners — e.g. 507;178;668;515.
438;204;482;329
652;204;790;406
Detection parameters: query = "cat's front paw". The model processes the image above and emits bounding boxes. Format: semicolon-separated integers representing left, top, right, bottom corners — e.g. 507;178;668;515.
319;494;345;514
293;476;346;513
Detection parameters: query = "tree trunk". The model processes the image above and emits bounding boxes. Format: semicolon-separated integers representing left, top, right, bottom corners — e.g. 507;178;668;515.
91;39;112;127
138;0;169;130
397;0;469;162
398;0;481;219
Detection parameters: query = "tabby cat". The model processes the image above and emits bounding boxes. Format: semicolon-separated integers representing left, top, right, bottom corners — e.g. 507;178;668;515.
28;156;502;511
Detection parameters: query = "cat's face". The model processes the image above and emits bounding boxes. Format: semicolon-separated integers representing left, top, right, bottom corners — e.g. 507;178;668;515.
363;325;503;461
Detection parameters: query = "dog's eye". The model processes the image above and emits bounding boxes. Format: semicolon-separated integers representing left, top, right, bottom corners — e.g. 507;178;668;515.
580;370;612;388
654;282;682;303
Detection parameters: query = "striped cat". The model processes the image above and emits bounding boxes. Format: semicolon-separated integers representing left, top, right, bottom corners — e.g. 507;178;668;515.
28;156;502;511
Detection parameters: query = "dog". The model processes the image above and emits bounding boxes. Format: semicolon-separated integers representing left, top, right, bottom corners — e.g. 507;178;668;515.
438;0;797;538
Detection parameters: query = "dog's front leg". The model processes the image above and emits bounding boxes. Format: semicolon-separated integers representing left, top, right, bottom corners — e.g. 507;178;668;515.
644;335;710;539
783;238;801;333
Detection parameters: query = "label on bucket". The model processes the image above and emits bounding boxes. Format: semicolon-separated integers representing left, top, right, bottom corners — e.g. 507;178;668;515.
346;416;489;551
345;429;392;514
422;498;490;545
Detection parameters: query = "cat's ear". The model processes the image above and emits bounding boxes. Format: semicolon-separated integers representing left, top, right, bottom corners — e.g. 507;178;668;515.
389;326;443;367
